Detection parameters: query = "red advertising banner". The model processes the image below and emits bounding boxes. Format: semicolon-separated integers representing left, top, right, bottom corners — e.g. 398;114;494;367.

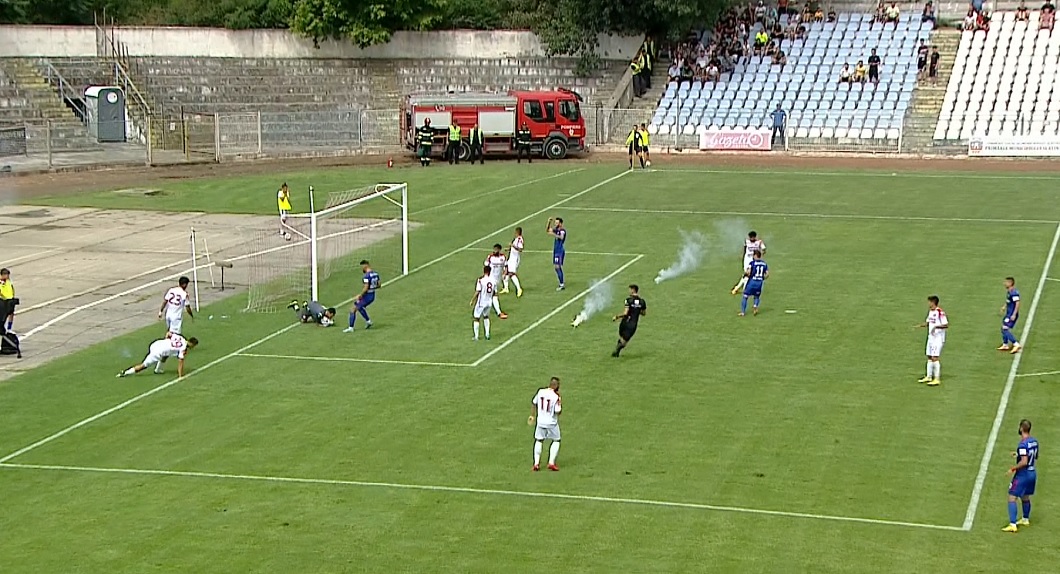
699;129;773;151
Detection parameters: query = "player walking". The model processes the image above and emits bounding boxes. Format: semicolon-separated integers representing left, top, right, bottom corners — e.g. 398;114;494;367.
500;227;524;297
117;334;198;378
471;265;495;340
277;182;293;240
739;251;769;316
529;377;562;471
1003;419;1039;532
158;276;193;336
288;300;337;327
916;295;948;387
999;276;1022;354
548;217;566;291
344;260;379;333
732;231;766;295
612;284;647;357
484;244;509;319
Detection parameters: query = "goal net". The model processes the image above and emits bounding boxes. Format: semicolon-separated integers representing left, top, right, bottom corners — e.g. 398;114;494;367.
243;183;409;312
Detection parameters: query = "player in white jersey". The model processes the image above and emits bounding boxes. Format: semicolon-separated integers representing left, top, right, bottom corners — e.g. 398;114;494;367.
528;377;562;471
470;265;495;340
158;276;194;336
916;295;949;386
117;334;199;378
732;230;767;295
484;244;509;319
500;227;524;297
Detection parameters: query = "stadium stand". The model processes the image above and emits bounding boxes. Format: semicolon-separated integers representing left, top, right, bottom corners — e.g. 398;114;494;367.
934;10;1060;141
649;10;929;150
0;60;101;152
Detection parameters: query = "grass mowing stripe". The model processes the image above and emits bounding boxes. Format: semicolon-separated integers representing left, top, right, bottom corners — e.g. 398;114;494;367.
657;168;1060;181
0;462;965;531
563;206;1059;225
236;353;472;368
961;221;1060;531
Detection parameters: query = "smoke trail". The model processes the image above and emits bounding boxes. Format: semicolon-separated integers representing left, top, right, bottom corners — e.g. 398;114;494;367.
654;230;708;284
711;218;753;257
571;279;613;327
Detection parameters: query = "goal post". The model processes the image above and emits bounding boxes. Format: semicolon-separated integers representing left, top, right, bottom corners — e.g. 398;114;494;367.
244;183;409;312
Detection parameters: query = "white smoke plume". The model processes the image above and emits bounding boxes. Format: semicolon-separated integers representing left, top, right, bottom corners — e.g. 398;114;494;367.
571;279;613;327
711;218;753;256
654;230;708;284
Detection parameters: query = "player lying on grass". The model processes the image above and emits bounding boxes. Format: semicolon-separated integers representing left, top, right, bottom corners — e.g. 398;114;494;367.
288;300;336;327
117;334;198;378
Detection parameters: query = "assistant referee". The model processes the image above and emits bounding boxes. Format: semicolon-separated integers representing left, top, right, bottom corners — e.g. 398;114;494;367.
0;268;15;332
612;284;647;357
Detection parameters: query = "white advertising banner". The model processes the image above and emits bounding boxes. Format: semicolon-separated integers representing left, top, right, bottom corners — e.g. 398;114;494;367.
699;128;773;151
968;137;1060;157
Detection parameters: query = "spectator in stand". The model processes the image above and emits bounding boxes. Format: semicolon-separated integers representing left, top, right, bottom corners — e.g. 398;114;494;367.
839;63;852;84
929;47;940;85
770;105;787;147
854;60;868;82
867;48;882;85
802;3;813;23
679;59;694;88
885;2;900;26
963;9;978;30
755;0;767;23
772;48;788;67
754;29;770;57
778;0;791;16
979;10;991;31
706;61;721;82
875;1;887;22
922;1;937;27
827;7;837;22
772;20;786;44
916;39;930;81
796;22;808;39
667;60;681;84
814;4;825;22
1015;0;1030;21
1042;1;1055;30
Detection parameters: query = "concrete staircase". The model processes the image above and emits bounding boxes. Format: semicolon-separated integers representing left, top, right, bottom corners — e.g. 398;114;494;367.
900;29;964;153
0;59;102;152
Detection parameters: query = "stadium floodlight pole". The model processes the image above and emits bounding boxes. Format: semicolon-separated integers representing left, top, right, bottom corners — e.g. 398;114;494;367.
308;185;319;302
190;227;201;312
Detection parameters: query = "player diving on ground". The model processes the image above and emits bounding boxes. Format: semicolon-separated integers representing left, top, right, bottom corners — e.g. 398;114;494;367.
117;334;198;378
288;300;337;327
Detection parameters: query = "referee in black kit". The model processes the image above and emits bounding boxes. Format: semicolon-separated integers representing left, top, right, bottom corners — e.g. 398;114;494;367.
612;284;646;357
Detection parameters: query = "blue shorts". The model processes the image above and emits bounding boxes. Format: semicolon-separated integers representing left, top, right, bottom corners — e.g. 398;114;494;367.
553;252;565;266
1009;473;1036;497
357;293;376;308
743;281;763;297
1002;316;1019;329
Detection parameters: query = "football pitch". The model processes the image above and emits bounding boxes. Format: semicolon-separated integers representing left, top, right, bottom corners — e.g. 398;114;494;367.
2;162;1059;572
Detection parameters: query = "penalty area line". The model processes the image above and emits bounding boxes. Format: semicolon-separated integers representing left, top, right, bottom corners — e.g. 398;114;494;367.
0;462;964;532
562;206;1058;225
236;353;472;368
471;254;644;368
457;247;644;257
1014;370;1060;378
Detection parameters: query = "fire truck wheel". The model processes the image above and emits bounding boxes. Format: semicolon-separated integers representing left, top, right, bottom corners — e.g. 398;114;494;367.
458;141;471;162
544;138;568;160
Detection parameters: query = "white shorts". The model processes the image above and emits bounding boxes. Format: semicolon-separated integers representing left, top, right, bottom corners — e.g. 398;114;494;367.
279;210;289;222
473;303;493;319
166;316;183;335
926;339;944;357
507;257;520;274
743;256;753;271
535;425;561;441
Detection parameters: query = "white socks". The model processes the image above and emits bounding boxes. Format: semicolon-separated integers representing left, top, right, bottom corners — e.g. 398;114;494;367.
483;318;491;338
473;321;480;339
510;275;521;292
927;361;940;379
735;276;748;291
933;361;940;379
549;441;560;465
123;367;136;376
492;298;502;314
502;276;509;290
534;441;543;465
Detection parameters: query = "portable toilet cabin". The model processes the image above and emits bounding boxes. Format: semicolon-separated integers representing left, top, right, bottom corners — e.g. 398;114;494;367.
85;86;126;143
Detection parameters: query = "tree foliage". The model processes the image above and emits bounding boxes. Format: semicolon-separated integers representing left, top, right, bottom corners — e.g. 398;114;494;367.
289;0;445;48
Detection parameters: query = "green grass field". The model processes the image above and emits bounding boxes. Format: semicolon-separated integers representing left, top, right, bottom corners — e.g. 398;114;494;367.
3;163;1060;572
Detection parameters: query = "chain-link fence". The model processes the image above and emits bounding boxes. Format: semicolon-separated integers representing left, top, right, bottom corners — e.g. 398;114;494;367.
582;105;656;146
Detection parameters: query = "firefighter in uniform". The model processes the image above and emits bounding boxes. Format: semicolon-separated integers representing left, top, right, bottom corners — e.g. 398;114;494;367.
447;119;462;164
416;118;434;166
516;123;532;163
468;122;485;164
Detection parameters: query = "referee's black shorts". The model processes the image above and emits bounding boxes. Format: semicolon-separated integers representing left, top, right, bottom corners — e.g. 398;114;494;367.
628;143;642;155
618;322;637;341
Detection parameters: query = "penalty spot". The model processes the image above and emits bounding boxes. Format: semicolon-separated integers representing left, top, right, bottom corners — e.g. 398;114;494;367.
785;310;798;314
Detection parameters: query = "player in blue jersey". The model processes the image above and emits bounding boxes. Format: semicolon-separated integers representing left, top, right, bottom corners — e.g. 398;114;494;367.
998;276;1022;354
739;251;769;316
1003;419;1039;532
344;260;379;333
547;217;566;291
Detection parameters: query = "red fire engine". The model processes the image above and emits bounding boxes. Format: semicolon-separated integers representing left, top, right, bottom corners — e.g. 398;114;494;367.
401;89;587;161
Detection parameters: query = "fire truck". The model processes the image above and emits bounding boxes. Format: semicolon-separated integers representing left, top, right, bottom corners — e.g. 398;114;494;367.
401;89;587;161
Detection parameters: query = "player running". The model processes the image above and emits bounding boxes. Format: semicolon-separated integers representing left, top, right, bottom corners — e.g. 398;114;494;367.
529;376;562;471
288;300;337;327
739;251;769;316
548;217;566;291
916;295;948;387
277;182;293;240
732;231;766;295
471;265;496;341
485;244;509;319
117;334;198;378
612;284;647;357
999;276;1022;354
344;260;379;333
158;276;193;336
500;227;524;297
1003;419;1039;532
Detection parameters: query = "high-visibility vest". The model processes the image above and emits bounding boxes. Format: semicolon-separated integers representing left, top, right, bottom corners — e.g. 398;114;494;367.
469;128;483;145
448;125;461;141
630;60;642;74
643;49;652;71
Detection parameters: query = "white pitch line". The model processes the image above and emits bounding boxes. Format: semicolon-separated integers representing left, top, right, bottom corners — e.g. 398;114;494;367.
962;221;1060;531
0;170;629;463
0;462;964;532
1;247;63;266
1046;277;1060;283
1014;370;1060;378
412;168;584;216
563;206;1058;225
237;353;471;368
657;167;1060;181
0;323;298;464
458;247;643;257
472;254;644;367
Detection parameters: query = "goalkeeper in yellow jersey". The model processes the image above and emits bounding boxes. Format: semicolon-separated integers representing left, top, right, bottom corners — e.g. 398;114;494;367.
277;182;293;240
639;123;651;167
